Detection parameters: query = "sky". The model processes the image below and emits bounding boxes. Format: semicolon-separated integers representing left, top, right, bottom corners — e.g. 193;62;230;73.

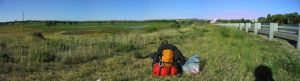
0;0;299;22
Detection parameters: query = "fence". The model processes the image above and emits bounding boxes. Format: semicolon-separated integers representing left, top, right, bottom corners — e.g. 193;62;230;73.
216;23;300;49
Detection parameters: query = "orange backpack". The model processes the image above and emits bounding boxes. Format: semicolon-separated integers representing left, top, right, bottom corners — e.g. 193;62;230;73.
161;49;174;68
152;41;186;76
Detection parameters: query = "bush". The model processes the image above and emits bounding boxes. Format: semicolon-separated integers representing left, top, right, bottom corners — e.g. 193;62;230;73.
170;22;181;28
146;27;157;32
0;42;14;63
32;31;46;40
0;52;14;63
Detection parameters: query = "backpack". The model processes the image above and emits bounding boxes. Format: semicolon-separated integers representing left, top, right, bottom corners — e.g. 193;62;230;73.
152;41;186;76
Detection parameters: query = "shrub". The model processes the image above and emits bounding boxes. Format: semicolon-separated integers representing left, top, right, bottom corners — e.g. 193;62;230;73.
32;31;46;40
170;21;181;28
146;27;157;32
0;52;14;63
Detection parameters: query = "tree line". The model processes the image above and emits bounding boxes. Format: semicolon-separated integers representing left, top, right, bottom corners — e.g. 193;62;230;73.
216;18;252;23
0;19;210;26
257;12;300;24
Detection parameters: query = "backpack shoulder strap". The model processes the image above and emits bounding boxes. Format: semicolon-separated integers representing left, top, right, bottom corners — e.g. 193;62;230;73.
152;40;169;65
161;40;169;45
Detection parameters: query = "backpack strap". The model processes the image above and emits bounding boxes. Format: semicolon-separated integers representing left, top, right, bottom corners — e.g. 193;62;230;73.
161;40;169;45
158;57;162;76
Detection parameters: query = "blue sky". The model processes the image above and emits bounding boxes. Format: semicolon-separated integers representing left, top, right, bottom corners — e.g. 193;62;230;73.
0;0;299;22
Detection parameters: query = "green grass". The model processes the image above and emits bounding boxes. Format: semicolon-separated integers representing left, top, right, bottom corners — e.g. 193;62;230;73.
0;22;173;34
0;23;300;81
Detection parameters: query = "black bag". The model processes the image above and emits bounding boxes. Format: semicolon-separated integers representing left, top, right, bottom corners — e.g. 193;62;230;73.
152;40;186;74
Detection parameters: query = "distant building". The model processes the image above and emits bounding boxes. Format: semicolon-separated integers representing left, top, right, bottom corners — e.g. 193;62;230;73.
210;19;217;23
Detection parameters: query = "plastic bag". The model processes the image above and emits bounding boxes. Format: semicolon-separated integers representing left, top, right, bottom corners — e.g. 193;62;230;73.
182;54;200;74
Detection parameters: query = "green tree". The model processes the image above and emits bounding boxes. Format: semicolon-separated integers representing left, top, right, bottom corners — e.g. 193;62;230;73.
171;21;180;28
241;18;245;23
266;14;271;23
286;12;300;24
271;14;288;24
46;21;57;29
68;22;73;25
258;17;267;23
110;21;114;25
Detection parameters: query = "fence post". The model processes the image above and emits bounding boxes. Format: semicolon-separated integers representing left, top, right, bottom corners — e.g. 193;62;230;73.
233;23;235;28
254;23;258;35
274;23;278;31
238;23;240;29
297;24;300;49
234;23;236;29
239;23;244;31
254;23;261;35
269;23;277;40
245;23;251;32
239;23;241;30
258;23;261;29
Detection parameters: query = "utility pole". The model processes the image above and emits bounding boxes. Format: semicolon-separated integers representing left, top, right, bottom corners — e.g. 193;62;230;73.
21;11;24;64
22;11;24;34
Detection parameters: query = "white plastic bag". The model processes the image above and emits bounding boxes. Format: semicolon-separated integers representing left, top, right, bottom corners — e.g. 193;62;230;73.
182;54;200;74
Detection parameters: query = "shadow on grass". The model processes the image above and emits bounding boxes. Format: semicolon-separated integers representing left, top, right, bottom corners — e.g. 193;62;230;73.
200;59;207;71
286;39;297;48
254;65;274;81
133;51;154;59
135;53;153;59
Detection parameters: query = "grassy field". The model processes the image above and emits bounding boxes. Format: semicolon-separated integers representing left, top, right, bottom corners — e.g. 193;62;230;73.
0;22;300;81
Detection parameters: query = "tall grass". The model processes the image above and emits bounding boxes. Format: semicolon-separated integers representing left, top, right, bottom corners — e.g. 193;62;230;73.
0;24;300;81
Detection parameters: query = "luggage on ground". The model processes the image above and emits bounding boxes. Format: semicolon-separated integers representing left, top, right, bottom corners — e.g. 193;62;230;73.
182;54;200;74
152;41;186;76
